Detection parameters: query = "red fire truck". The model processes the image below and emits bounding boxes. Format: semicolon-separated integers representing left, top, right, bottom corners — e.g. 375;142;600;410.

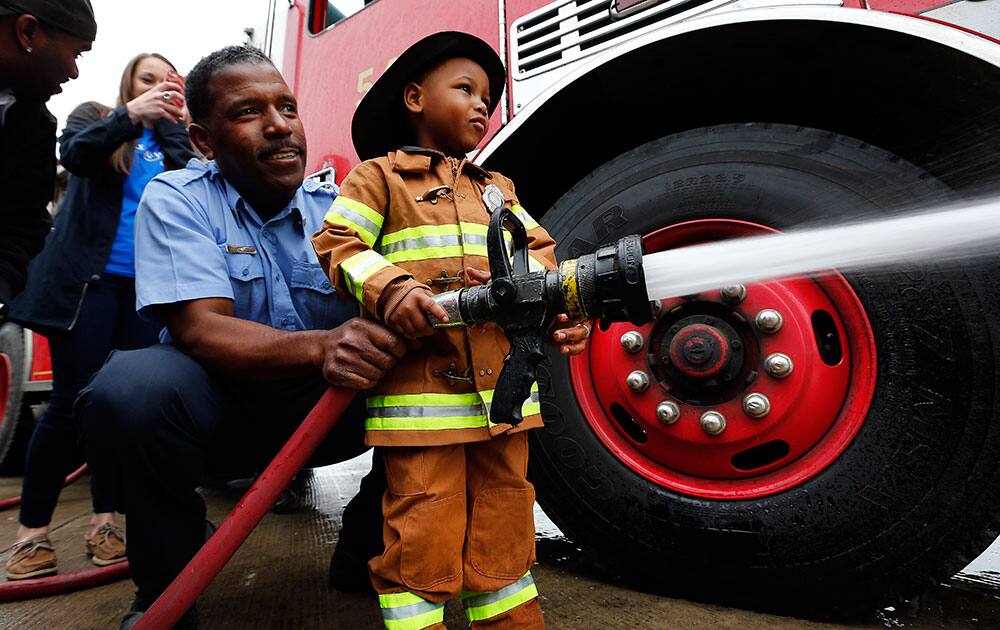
281;0;1000;610
0;326;52;471
0;171;65;471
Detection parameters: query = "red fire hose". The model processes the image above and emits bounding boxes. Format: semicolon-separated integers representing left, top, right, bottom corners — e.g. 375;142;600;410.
0;561;129;602
134;387;355;629
0;464;89;511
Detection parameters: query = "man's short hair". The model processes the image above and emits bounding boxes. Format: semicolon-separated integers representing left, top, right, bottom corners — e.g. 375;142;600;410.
185;45;273;125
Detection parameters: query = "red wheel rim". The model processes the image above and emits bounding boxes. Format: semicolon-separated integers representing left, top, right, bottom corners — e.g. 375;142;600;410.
570;219;877;500
0;352;10;424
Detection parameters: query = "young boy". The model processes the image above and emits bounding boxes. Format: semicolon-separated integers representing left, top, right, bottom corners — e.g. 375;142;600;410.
313;32;589;629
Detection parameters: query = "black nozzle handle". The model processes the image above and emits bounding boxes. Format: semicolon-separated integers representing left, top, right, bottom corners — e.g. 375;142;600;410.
490;329;545;428
488;206;530;283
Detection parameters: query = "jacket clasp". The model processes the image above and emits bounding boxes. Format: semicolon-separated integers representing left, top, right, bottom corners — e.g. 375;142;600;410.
416;185;452;204
433;363;473;385
427;271;463;286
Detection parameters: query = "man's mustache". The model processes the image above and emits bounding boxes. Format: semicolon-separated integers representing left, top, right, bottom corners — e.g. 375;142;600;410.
257;141;305;160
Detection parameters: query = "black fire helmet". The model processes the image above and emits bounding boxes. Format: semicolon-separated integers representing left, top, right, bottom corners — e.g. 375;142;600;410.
351;31;506;161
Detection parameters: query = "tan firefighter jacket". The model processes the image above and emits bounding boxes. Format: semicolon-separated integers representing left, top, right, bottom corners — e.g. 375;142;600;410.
312;147;557;447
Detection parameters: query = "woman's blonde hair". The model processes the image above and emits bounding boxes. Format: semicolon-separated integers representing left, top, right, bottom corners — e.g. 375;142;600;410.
108;52;177;175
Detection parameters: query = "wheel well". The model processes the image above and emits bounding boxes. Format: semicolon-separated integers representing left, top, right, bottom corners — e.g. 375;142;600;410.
483;19;1000;214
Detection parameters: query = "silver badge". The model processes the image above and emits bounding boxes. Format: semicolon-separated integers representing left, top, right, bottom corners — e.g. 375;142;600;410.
482;183;506;214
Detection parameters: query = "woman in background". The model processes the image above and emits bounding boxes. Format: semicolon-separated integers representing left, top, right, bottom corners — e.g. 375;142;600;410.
6;52;195;580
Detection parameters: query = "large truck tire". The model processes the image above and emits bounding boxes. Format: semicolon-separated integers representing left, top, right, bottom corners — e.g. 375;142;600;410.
0;322;27;470
531;124;1000;613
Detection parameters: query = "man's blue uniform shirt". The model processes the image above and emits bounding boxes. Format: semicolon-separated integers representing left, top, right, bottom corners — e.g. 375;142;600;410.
135;158;357;339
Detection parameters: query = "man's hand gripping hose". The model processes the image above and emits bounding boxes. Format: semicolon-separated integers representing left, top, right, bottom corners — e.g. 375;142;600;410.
427;207;653;426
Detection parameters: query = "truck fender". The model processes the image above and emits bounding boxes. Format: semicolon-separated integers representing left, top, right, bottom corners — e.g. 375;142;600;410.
478;6;1000;211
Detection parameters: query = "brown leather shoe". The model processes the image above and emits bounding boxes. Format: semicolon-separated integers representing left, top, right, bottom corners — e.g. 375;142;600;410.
85;523;127;566
5;534;57;580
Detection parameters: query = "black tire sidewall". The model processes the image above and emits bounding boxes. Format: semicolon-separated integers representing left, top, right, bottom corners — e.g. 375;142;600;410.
532;125;1000;604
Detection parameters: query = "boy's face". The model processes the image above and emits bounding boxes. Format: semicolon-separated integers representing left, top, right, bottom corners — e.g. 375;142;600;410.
404;57;491;156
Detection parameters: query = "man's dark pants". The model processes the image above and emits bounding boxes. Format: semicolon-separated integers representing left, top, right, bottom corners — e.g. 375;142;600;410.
76;343;385;602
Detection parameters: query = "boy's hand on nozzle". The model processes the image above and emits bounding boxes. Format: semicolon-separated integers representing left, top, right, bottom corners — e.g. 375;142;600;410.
464;267;490;286
549;314;591;356
388;288;449;338
462;268;590;354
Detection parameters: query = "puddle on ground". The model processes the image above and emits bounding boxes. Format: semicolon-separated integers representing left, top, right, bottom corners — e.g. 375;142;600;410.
304;454;1000;628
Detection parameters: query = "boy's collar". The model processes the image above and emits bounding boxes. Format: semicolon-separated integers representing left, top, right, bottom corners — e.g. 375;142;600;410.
392;146;490;180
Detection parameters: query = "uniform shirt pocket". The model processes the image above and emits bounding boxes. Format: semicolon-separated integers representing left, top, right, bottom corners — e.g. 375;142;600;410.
221;246;265;319
290;261;355;329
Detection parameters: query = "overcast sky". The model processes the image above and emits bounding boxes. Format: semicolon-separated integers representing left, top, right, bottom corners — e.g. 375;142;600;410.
47;0;285;132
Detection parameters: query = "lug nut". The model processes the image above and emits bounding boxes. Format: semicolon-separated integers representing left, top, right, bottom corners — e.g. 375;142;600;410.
656;401;681;424
742;393;771;418
620;331;645;354
626;370;650;393
700;410;726;435
719;284;747;304
755;309;784;334
764;353;794;378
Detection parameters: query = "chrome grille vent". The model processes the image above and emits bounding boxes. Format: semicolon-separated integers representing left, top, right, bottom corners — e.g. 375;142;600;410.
511;0;716;78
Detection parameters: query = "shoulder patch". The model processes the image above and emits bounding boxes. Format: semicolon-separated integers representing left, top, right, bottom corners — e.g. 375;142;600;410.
487;171;516;198
166;159;215;187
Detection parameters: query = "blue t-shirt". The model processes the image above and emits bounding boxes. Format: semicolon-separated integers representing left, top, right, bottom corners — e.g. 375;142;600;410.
105;128;164;277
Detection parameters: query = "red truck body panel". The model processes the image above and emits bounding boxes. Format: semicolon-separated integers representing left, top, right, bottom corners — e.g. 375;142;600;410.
29;332;51;383
284;1;504;180
284;0;996;183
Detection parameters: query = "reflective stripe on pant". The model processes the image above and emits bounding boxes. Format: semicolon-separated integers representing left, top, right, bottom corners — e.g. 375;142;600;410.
461;573;538;622
370;432;544;628
378;591;445;630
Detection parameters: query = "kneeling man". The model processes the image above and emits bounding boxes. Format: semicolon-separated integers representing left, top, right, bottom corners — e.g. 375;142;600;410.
77;46;402;626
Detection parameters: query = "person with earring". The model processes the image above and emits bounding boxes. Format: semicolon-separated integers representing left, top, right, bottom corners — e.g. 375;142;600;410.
0;0;95;320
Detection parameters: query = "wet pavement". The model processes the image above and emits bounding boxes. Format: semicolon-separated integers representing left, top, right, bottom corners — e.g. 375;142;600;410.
0;452;998;629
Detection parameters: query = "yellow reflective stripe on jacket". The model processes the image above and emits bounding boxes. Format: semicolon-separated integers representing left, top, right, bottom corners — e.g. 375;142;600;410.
325;196;383;247
463;226;514;259
366;391;488;431
369;392;484;407
341;249;392;302
380;223;465;245
461;573;538;622
378;591;445;630
481;384;541;425
376;221;541;264
383;244;466;264
380;222;465;263
511;204;540;230
379;222;489;263
364;386;541;431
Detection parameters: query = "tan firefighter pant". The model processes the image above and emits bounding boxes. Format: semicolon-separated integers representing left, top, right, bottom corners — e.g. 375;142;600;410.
369;431;544;629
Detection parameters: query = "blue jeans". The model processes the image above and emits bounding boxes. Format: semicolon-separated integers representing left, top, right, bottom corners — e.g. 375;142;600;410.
18;273;160;528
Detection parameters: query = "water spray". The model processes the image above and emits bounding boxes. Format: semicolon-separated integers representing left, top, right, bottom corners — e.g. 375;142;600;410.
640;199;1000;299
430;197;1000;426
